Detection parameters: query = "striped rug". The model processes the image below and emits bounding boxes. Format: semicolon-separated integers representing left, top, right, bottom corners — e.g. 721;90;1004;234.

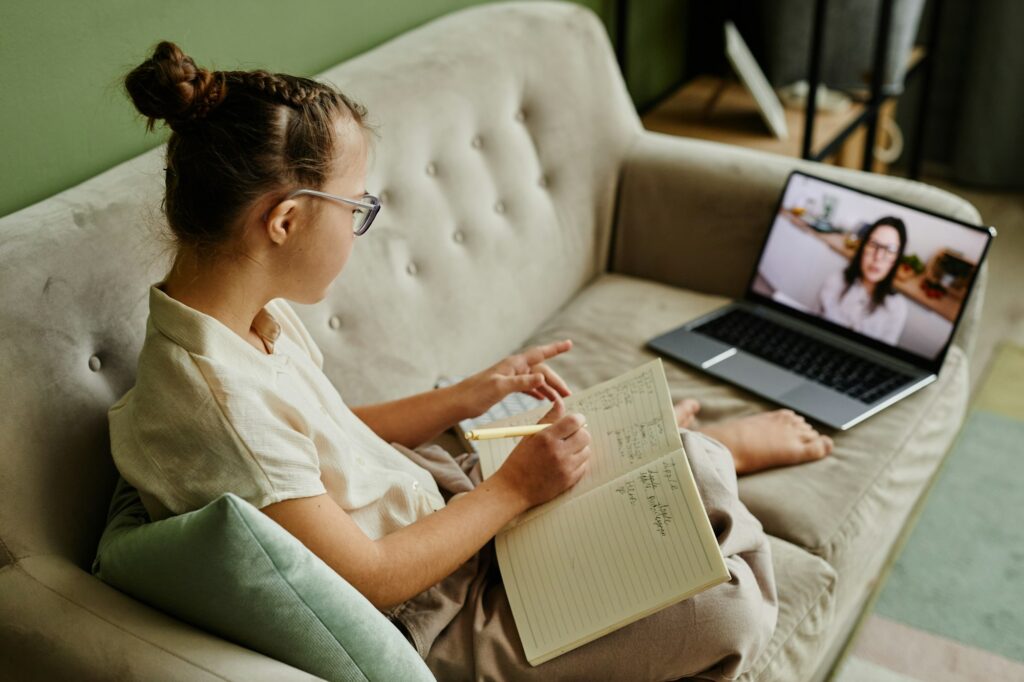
834;343;1024;681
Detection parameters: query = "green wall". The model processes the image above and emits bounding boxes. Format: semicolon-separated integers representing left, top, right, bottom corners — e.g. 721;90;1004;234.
3;0;692;219
623;0;688;115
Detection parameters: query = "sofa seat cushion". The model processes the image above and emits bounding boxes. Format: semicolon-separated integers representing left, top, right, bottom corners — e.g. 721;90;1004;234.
739;536;837;681
92;478;433;682
738;345;969;625
522;273;970;618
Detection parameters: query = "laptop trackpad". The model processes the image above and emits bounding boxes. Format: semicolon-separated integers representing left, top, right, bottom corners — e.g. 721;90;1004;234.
780;382;865;422
709;352;804;399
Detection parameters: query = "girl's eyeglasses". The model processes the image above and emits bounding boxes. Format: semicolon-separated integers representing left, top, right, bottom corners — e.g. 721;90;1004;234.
280;188;382;235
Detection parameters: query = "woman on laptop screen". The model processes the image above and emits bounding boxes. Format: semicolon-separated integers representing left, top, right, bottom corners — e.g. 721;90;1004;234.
817;216;909;345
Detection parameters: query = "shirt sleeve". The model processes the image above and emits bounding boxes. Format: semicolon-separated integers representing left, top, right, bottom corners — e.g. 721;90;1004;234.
116;350;329;516
194;356;328;511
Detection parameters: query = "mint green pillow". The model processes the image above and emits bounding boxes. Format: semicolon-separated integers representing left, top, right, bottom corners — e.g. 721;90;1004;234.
92;478;434;682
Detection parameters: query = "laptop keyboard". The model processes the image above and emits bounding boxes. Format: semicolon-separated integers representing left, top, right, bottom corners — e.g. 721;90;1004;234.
692;309;914;404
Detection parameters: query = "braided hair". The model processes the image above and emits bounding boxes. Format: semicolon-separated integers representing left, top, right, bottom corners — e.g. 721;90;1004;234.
124;41;367;258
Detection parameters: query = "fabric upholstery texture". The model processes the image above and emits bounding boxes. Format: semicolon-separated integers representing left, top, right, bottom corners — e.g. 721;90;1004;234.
0;1;985;680
0;555;320;681
91;478;433;682
302;0;640;406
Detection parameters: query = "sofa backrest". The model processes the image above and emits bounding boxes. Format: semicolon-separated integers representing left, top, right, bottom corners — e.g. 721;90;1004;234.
0;1;639;571
309;1;639;402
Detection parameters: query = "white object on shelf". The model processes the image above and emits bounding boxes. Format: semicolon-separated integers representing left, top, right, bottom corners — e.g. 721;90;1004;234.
777;80;853;114
724;20;789;139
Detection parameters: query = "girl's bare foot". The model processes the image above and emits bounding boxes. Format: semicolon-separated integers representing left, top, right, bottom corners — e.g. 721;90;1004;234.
673;398;701;429
698;409;833;474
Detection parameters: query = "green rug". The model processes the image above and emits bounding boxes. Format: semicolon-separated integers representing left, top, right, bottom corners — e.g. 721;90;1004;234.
871;342;1024;663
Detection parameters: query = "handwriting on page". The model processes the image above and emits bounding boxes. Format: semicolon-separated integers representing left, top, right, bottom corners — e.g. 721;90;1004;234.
613;458;683;537
476;359;682;527
572;369;654;412
608;418;666;464
572;367;674;486
497;449;722;662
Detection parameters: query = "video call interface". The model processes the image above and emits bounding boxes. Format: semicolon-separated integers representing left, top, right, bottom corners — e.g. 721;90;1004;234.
752;174;990;362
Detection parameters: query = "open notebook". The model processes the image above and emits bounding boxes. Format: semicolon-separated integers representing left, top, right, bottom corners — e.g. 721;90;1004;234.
475;359;730;665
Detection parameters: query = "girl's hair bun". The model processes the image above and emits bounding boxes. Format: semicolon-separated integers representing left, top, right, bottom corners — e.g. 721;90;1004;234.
125;41;225;131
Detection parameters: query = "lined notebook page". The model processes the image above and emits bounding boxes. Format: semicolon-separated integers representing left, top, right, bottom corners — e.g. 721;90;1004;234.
476;359;682;526
496;448;730;665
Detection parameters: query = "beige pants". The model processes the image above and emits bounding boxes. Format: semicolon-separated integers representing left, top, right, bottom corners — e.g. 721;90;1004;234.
388;430;778;682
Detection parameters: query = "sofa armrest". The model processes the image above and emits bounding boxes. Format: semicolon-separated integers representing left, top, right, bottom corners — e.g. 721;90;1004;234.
610;131;988;360
0;556;319;681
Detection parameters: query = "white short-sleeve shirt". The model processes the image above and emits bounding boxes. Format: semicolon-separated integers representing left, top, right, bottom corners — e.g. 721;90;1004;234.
108;283;445;539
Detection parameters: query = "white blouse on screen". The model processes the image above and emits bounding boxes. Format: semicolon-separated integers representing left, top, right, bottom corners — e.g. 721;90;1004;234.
817;270;908;345
108;283;445;540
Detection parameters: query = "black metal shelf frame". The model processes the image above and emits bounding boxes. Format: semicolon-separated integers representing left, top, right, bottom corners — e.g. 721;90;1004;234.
803;0;942;178
616;0;943;180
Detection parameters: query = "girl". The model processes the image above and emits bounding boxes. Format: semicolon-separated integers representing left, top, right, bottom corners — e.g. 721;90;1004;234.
818;217;910;345
110;42;833;681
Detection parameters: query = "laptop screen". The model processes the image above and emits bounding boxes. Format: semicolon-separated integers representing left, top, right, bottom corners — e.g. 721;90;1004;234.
749;171;994;365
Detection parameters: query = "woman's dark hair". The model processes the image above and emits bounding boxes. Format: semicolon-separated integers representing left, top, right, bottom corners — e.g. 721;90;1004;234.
843;216;908;311
124;41;367;259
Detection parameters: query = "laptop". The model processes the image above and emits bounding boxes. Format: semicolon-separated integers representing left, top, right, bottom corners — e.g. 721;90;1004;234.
647;170;996;430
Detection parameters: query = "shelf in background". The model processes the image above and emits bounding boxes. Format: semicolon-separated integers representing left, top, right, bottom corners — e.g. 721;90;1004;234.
641;47;925;171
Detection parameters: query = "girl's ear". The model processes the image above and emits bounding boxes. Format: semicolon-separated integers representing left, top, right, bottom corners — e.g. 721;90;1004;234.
265;199;301;246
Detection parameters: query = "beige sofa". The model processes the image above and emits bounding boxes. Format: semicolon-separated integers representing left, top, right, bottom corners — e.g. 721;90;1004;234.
0;2;985;680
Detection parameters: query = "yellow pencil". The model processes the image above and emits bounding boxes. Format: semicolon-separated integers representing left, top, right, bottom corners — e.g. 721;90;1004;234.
464;424;550;441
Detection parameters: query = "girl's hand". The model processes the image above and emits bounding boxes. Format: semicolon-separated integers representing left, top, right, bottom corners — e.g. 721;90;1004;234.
458;339;574;419
495;401;591;508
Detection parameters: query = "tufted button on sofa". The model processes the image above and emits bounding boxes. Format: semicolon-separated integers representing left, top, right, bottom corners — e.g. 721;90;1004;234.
0;2;985;680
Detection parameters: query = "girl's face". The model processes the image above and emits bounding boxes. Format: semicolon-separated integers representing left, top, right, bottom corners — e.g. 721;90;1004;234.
860;225;901;284
288;115;368;303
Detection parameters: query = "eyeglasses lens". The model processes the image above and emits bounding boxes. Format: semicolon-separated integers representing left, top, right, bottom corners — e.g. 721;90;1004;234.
867;241;897;257
352;208;368;235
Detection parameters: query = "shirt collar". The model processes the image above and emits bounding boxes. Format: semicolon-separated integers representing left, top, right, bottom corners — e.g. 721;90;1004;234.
148;282;285;367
